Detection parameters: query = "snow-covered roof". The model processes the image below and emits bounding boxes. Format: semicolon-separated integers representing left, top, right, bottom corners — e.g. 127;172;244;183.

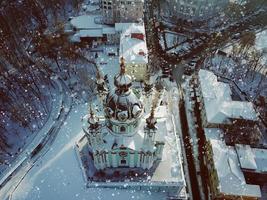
198;70;257;125
206;132;262;198
69;15;118;40
235;144;258;170
204;128;224;140
235;144;267;173
70;15;103;30
119;23;148;64
253;148;267;173
77;29;103;37
115;23;142;32
103;27;116;34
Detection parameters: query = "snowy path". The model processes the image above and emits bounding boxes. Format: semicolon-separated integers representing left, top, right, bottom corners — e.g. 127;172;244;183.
0;78;71;200
168;86;192;200
9;103;167;200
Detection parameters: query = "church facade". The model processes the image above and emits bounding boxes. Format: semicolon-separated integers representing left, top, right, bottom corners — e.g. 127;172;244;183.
83;58;165;173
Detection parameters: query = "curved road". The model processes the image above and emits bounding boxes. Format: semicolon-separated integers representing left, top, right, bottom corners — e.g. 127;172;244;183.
0;78;72;200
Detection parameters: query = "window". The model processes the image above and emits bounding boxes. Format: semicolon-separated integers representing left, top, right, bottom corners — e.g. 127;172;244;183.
120;126;126;132
121;159;126;165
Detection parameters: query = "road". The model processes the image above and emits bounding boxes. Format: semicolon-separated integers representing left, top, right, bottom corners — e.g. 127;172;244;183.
0;78;72;200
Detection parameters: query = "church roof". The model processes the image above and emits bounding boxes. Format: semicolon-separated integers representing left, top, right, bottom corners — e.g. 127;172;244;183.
105;57;143;125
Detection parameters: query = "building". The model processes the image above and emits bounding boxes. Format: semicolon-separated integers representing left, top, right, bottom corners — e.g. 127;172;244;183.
163;0;229;21
194;69;261;145
235;144;267;185
67;20;148;81
204;128;262;200
84;59;164;171
77;59;186;197
119;23;148;81
185;69;266;199
101;0;144;25
67;15;118;44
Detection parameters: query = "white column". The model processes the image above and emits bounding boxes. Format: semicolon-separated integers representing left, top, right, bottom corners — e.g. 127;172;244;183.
158;144;164;159
111;153;117;167
148;154;152;169
106;152;110;167
142;154;147;170
137;153;141;167
147;154;151;169
101;153;106;169
129;152;135;167
94;154;99;170
98;153;103;170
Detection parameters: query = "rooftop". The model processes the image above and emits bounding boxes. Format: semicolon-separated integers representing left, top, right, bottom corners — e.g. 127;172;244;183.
69;15;116;41
204;128;262;198
119;23;148;64
198;69;258;124
70;15;103;30
235;144;267;173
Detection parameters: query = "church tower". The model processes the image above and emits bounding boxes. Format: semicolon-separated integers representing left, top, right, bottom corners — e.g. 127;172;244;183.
82;57;166;174
105;57;143;136
84;106;106;170
95;69;108;97
143;73;153;96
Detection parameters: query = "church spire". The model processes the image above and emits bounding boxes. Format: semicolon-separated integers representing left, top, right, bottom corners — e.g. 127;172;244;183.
120;57;126;75
95;67;108;96
88;104;99;129
146;106;157;129
114;57;132;92
144;73;153;95
146;78;164;129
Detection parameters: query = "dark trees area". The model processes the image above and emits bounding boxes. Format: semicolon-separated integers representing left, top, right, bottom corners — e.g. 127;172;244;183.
0;0;83;162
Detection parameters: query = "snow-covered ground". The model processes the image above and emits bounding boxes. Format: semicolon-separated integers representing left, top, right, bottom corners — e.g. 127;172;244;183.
0;80;58;173
0;78;72;198
8;44;177;200
0;79;55;172
10;103;168;200
255;29;267;71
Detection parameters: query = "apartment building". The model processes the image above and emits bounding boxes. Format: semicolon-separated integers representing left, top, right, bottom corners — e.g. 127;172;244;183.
101;0;144;24
165;0;229;21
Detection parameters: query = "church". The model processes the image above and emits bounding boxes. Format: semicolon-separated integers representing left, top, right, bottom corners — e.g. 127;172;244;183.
77;57;186;197
82;58;165;173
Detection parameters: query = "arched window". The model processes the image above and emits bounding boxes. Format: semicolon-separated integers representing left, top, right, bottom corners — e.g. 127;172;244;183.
120;126;126;132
